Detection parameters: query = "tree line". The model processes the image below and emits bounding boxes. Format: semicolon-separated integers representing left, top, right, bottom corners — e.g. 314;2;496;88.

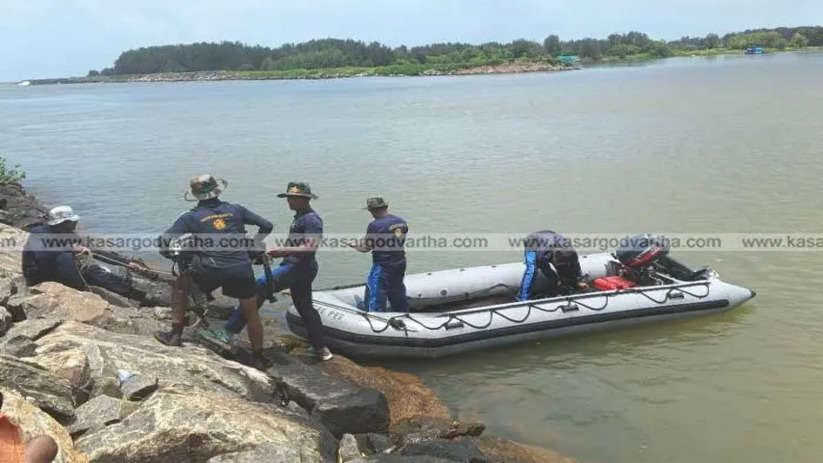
88;26;823;76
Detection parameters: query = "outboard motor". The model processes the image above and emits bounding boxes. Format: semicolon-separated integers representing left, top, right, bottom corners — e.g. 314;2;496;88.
616;234;670;269
615;234;671;285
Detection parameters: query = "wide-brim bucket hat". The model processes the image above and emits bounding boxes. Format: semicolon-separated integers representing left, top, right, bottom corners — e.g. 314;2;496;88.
362;197;388;210
184;174;228;201
276;182;318;199
47;205;80;225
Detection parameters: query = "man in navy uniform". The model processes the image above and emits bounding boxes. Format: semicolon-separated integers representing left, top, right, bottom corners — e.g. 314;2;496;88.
23;206;151;298
200;182;333;361
519;230;588;301
349;197;409;312
154;175;273;369
22;206;89;290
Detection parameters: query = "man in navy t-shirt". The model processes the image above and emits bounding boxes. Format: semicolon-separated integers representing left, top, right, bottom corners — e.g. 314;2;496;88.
199;182;334;361
349;197;409;312
154;175;272;370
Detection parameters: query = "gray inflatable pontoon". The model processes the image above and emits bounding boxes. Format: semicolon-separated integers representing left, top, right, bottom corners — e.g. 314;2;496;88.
287;253;755;358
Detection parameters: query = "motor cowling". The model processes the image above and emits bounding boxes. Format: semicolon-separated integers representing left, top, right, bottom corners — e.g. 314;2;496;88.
616;234;670;268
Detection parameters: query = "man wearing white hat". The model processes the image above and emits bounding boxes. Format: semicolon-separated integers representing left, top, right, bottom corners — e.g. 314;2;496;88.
22;205;89;290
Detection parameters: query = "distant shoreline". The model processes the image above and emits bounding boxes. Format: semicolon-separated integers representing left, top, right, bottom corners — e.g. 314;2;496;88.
14;46;823;86
20;60;574;86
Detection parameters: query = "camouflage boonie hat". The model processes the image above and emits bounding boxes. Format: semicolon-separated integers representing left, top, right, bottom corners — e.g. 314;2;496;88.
363;197;388;210
185;174;227;201
277;182;318;199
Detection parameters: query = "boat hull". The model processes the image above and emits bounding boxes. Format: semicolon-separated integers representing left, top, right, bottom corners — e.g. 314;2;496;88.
287;254;755;358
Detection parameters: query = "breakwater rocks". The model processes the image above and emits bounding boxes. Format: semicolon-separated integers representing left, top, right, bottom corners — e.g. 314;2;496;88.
0;185;574;462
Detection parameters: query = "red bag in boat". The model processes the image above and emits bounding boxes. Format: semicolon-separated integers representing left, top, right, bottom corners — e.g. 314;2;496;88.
592;276;636;291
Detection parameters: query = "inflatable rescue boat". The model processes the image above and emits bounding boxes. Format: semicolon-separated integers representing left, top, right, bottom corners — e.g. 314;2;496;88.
287;238;755;358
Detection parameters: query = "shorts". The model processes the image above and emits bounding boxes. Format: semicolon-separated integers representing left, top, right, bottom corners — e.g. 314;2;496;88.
192;262;256;299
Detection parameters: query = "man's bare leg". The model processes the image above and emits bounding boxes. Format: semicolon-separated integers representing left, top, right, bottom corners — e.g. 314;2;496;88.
154;273;191;346
240;295;263;351
239;295;268;369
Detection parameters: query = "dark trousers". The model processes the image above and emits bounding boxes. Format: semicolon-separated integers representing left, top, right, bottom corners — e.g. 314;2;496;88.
26;252;87;291
519;250;562;301
225;261;327;348
364;262;408;312
83;264;133;296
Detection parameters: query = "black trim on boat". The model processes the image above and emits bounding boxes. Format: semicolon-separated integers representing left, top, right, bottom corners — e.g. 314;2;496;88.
288;299;730;349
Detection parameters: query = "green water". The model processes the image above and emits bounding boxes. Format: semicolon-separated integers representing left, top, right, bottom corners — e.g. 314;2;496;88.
2;52;822;462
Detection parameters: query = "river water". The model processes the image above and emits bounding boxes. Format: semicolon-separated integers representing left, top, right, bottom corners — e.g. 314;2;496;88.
2;52;822;462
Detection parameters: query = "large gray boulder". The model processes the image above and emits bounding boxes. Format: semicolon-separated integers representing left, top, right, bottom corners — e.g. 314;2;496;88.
469;436;578;463
3;317;62;341
76;385;336;463
34;348;92;402
33;321;275;403
67;395;130;438
265;351;390;437
8;282;109;323
0;318;63;357
0;269;27;320
0;305;11;335
399;439;488;463
0;184;47;229
0;355;76;422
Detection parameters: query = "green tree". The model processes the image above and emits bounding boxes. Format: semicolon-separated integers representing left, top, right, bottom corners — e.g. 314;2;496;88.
704;33;721;49
789;32;809;48
509;39;544;58
543;35;561;56
259;56;275;70
644;41;673;58
87;69;99;77
579;39;602;59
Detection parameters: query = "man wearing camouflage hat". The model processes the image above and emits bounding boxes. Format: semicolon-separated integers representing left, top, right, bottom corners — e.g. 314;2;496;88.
200;182;333;361
349;197;409;312
154;175;273;369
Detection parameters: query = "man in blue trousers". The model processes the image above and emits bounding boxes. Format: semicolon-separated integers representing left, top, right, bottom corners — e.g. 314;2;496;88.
348;197;409;312
198;182;332;361
518;230;588;301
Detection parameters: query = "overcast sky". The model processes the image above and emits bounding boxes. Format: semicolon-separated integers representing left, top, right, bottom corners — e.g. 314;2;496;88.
2;0;820;81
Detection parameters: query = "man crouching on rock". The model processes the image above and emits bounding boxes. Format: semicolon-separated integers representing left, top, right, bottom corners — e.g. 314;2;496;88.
154;175;273;370
22;205;92;291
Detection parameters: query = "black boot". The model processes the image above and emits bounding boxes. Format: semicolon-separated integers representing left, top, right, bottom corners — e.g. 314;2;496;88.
154;323;184;347
251;350;271;371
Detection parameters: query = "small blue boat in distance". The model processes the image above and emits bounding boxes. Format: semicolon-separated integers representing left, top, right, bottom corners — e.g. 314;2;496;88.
745;46;766;55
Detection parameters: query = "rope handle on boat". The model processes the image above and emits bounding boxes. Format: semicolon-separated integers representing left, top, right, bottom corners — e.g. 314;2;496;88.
360;281;712;334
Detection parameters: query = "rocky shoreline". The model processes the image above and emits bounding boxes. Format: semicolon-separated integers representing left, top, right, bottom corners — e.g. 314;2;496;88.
22;61;573;86
0;184;575;463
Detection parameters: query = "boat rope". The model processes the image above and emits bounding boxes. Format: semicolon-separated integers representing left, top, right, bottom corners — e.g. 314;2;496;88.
90;252;177;278
358;281;712;334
